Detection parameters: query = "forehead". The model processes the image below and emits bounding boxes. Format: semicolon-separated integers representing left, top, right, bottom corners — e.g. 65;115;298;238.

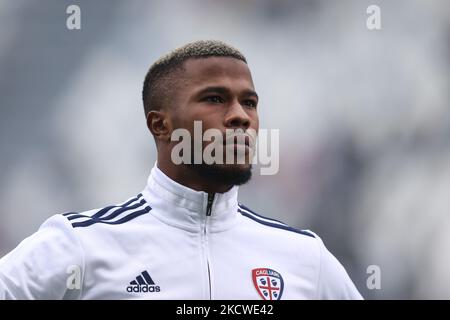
180;56;254;90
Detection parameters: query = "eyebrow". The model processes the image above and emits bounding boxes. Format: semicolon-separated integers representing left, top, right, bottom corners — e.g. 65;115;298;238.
196;86;259;101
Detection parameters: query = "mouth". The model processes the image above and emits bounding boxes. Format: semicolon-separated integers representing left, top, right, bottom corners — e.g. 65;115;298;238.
223;132;255;148
222;132;256;165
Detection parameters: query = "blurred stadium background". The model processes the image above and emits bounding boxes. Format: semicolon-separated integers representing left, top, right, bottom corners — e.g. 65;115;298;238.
1;0;449;299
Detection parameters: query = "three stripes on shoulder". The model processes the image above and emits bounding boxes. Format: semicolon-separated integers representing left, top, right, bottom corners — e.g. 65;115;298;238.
61;194;313;238
63;193;151;228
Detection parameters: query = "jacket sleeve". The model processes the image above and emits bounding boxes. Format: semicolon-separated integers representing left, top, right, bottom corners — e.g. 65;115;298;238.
0;214;84;300
314;235;363;300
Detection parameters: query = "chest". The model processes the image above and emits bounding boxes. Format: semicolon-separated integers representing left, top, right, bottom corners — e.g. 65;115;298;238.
80;230;318;299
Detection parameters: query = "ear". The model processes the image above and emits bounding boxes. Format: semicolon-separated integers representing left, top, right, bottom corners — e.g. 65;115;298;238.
146;110;172;142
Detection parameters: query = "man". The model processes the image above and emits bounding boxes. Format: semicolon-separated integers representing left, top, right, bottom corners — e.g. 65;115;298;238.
0;40;362;299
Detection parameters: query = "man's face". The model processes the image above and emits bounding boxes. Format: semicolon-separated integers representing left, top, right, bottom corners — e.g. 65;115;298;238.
169;56;259;187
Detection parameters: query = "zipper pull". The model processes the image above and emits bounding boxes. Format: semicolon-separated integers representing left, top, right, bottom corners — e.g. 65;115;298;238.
206;193;215;216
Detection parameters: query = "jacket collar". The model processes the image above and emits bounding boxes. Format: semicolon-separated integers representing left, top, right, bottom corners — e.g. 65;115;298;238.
142;163;240;232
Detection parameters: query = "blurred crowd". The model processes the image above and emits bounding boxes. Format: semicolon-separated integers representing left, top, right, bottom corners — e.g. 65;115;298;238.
0;0;449;299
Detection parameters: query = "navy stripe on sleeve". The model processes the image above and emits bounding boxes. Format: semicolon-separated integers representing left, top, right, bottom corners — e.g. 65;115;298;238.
71;206;151;228
238;209;315;238
238;204;287;225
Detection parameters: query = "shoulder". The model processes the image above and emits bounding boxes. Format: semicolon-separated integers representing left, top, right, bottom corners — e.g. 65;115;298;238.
62;193;151;230
314;236;363;299
237;203;362;299
0;193;153;299
0;214;83;299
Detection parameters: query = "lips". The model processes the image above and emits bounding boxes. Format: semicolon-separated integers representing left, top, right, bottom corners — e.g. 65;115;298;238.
224;136;249;146
223;132;255;148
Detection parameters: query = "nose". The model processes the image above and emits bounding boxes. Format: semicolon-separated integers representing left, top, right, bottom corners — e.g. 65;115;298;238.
224;100;251;130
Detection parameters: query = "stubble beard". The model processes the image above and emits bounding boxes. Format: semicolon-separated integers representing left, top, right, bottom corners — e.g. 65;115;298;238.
188;162;253;188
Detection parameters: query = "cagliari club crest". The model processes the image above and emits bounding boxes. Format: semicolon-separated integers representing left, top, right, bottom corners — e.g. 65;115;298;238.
252;268;284;300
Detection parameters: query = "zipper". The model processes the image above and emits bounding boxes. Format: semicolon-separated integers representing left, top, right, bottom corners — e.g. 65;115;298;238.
206;262;212;300
203;193;214;299
206;193;215;216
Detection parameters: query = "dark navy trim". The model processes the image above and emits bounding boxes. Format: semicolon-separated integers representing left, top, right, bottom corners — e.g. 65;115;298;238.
71;206;151;228
238;203;287;225
97;199;147;221
91;194;143;219
66;199;146;222
64;194;143;218
62;194;151;228
65;213;91;221
238;209;315;238
62;211;78;217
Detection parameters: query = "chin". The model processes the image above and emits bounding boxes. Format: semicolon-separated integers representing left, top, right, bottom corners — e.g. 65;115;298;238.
192;163;253;187
216;163;252;173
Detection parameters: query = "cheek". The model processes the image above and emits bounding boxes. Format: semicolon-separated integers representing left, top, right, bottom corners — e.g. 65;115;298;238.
191;108;223;131
170;107;195;130
251;114;259;131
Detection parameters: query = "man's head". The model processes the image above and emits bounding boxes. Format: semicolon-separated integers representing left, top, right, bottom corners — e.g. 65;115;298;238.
143;40;259;193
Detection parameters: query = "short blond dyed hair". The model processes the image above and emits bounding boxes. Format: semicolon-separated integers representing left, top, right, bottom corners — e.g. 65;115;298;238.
142;40;247;116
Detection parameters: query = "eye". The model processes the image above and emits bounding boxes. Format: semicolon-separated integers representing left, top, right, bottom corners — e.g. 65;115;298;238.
203;96;224;104
243;99;257;108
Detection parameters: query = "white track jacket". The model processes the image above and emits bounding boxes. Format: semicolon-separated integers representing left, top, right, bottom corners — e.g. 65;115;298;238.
0;165;362;300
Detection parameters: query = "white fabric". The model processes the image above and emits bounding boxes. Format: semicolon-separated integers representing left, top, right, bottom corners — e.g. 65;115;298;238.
0;164;362;299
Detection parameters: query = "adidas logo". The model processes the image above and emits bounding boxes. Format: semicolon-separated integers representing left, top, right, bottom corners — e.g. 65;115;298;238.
126;270;161;293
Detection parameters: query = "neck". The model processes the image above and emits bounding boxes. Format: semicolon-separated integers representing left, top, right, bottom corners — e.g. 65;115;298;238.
157;156;232;194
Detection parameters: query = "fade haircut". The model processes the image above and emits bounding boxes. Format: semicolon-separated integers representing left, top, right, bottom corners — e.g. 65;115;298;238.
142;40;247;117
